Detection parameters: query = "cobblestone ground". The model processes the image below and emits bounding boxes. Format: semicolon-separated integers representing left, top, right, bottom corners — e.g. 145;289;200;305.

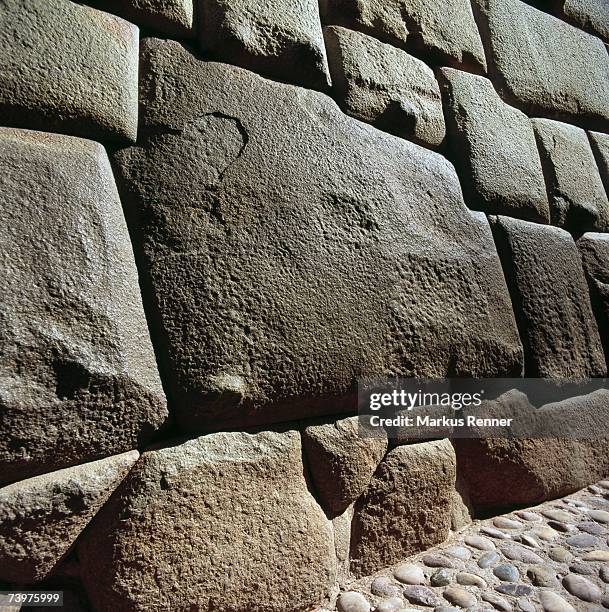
333;481;609;612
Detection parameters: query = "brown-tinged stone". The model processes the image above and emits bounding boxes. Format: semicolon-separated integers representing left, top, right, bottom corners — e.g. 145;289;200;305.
350;440;455;576
78;431;337;611
0;128;169;484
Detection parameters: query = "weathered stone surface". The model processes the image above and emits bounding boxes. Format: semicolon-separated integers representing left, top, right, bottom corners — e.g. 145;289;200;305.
579;233;609;360
451;473;473;531
199;0;330;90
589;132;609;198
333;505;354;587
323;26;445;148
78;431;336;611
473;0;609;129
0;0;138;142
532;119;609;232
85;0;194;38
303;416;387;516
439;68;549;223
491;216;605;378
0;451;138;583
455;390;609;512
563;0;609;42
116;38;523;431
320;0;486;72
350;439;456;576
0;128;168;484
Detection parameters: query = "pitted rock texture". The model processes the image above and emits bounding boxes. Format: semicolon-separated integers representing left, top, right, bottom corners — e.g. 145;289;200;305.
302;416;388;517
85;0;194;38
589;131;609;197
114;38;523;431
78;431;337;612
578;232;609;359
0;451;138;583
532;118;609;233
0;128;169;484
455;390;609;512
320;0;486;73
334;483;609;612
473;0;609;130
199;0;331;90
0;0;139;142
439;68;549;223
563;0;609;42
323;26;446;148
350;439;456;577
490;215;606;378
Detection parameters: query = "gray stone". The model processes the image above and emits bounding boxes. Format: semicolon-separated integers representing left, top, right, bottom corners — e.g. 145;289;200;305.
445;546;472;561
580;523;608;536
550;547;573;563
600;565;609;582
394;564;426;585
516;511;543;522
519;534;542;549
563;573;602;602
320;0;486;72
303;416;387;516
457;572;487;588
533;526;561;542
402;585;444;607
500;543;543;564
199;0;330;90
493;517;523;530
478;551;500;568
570;562;595;575
543;509;575;522
0;451;138;583
563;0;609;42
422;554;461;569
532;119;609;233
589;132;609;198
495;584;533;597
0;0;138;142
432;569;452;587
466;536;496;551
84;0;193;37
443;586;477;608
78;431;337;611
473;0;609;130
375;597;406;611
494;564;519;582
490;217;605;378
480;527;511;540
583;551;609;561
323;26;446;148
589;510;609;523
0;128;169;484
371;577;402;597
547;521;576;533
438;68;549;223
337;592;371;612
539;590;576;612
527;566;560;588
482;592;511;612
566;534;599;548
351;440;455;576
121;38;523;431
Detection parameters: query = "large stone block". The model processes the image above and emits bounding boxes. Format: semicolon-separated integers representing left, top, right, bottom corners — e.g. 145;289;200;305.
350;439;456;577
0;128;169;484
439;68;550;223
0;451;138;583
473;0;609;130
532;119;609;233
85;0;194;38
491;215;606;378
320;0;486;73
0;0;139;142
116;39;523;431
578;233;609;359
199;0;330;90
78;431;337;611
589;131;609;198
455;390;609;512
302;416;388;517
563;0;609;42
323;26;445;148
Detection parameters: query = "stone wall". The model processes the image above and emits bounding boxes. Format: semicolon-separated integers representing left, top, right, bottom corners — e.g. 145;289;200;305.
0;0;608;610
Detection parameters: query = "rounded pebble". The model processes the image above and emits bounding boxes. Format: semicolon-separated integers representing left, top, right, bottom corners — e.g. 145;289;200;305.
431;569;452;587
480;526;511;539
584;550;609;561
539;590;576;612
481;591;511;611
402;585;443;608
563;573;602;602
589;509;609;523
394;564;425;585
422;554;459;568
600;565;609;582
337;592;370;612
516;511;543;522
566;533;598;548
518;600;536;612
579;522;607;535
494;563;519;582
542;509;574;522
570;561;595;575
501;543;543;563
527;566;559;587
493;516;523;530
533;525;560;541
478;551;500;569
371;577;402;598
518;533;541;548
549;547;573;563
495;583;533;597
465;535;495;551
443;586;477;608
374;597;405;612
444;546;471;560
456;572;486;588
547;520;576;533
